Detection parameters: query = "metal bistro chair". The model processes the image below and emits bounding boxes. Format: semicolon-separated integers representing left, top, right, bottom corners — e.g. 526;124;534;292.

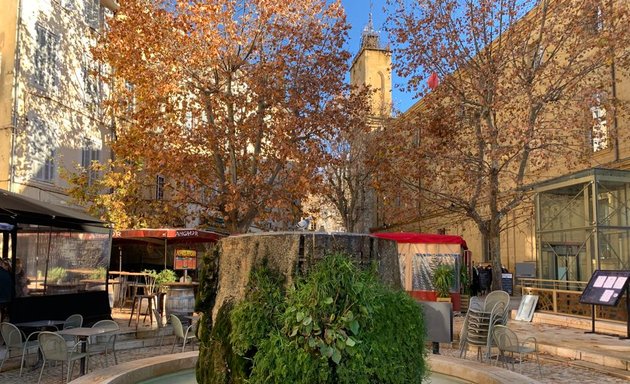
492;325;542;378
89;320;119;368
460;300;508;361
0;322;39;375
483;290;511;313
170;314;196;353
61;314;84;343
37;331;87;384
62;314;83;330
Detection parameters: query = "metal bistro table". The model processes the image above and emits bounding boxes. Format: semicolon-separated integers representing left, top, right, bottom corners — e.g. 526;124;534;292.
57;327;116;375
13;319;65;331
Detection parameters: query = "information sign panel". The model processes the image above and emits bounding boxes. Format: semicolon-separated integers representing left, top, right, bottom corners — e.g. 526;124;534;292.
579;270;630;307
174;249;197;270
515;295;538;322
501;273;513;295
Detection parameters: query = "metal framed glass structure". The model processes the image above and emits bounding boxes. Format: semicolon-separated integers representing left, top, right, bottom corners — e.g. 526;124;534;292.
534;168;630;283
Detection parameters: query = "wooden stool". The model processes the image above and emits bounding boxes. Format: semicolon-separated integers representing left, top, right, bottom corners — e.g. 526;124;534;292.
128;293;156;327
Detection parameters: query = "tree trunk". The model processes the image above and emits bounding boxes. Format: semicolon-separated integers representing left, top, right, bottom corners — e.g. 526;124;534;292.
488;167;503;292
489;228;503;292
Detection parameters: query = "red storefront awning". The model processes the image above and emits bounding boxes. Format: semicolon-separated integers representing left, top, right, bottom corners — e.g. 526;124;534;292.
113;228;226;244
371;232;467;249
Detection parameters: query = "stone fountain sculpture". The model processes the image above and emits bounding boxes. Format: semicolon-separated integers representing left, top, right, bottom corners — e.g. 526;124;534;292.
197;232;400;324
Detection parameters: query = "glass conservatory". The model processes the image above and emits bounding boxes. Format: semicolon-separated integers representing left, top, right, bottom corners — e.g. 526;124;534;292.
534;168;630;283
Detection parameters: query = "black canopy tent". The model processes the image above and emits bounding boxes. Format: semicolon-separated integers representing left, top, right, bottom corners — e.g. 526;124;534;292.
0;188;108;230
0;188;113;324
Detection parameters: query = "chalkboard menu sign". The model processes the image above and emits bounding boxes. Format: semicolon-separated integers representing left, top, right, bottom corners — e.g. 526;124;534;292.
579;270;630;307
174;249;197;270
501;273;513;295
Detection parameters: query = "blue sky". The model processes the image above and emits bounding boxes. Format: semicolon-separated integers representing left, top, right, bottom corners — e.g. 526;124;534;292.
340;0;418;113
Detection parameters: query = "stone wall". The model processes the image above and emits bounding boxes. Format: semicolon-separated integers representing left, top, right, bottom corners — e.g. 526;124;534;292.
209;232;400;323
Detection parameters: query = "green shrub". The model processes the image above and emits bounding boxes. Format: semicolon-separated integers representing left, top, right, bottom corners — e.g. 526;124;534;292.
89;266;107;280
48;267;67;282
350;289;428;383
224;253;427;384
229;263;286;356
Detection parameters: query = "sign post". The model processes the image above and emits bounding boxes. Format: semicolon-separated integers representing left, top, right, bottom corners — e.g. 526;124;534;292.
579;270;630;339
174;249;197;282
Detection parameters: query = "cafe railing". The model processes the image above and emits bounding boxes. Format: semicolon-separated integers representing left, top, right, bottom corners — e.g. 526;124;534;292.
519;278;627;323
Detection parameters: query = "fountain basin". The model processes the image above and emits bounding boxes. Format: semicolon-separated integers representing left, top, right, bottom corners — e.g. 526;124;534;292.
70;352;540;384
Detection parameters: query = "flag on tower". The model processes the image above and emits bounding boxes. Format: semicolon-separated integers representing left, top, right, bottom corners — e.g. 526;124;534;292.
428;72;439;90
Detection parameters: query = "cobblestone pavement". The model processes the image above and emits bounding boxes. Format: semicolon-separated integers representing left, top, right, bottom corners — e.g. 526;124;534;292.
2;337;629;383
0;345;169;384
2;344;628;384
439;344;629;383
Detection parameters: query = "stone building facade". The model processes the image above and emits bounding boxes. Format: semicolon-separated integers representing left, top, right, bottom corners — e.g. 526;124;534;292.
0;0;118;205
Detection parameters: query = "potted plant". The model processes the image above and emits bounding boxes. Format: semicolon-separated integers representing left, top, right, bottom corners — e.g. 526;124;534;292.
89;266;107;280
156;269;178;292
142;268;178;292
432;264;454;302
142;268;178;317
48;267;68;284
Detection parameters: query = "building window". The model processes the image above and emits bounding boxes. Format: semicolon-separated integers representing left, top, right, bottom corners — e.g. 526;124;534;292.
156;175;165;200
30;118;56;182
83;55;100;107
37;151;56;182
587;4;604;34
591;105;608;152
85;0;101;29
34;25;59;90
482;235;491;262
532;46;544;70
125;81;136;114
62;0;75;10
81;138;101;185
185;110;194;131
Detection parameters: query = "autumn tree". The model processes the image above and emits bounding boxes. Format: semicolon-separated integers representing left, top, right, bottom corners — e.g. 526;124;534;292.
67;0;364;233
380;0;630;289
316;88;378;233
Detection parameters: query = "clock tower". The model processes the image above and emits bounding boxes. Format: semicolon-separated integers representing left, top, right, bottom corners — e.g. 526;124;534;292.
350;13;392;123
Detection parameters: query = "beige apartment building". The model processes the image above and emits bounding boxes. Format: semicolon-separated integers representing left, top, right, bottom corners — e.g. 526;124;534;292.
379;2;630;283
0;0;118;206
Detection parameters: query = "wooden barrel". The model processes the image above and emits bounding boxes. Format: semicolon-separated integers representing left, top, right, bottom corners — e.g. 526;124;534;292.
165;284;196;318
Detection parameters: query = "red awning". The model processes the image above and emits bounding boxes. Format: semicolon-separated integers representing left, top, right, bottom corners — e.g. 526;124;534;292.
113;228;226;244
371;232;467;249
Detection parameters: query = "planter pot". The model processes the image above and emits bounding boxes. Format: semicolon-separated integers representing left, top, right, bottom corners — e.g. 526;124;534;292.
436;297;452;303
460;294;470;312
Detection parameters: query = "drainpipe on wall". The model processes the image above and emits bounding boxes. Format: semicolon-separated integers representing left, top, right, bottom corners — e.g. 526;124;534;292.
609;0;620;163
610;57;619;163
9;0;23;192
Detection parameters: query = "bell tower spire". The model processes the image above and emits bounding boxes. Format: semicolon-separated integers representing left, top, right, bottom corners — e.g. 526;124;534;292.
360;2;381;50
350;8;392;119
